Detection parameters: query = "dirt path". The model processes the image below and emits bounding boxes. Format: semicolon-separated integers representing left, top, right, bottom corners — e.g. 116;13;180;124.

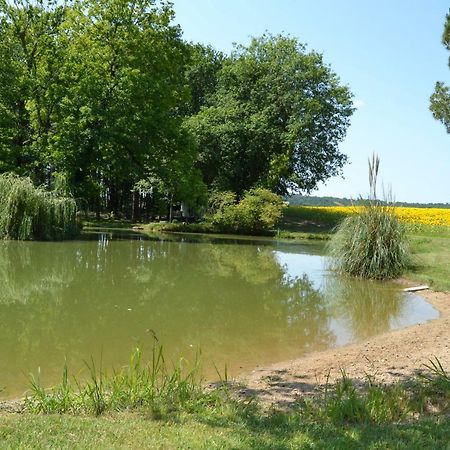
241;285;450;408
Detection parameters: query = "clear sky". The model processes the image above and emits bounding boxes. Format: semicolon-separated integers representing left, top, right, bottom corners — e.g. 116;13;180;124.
171;0;449;203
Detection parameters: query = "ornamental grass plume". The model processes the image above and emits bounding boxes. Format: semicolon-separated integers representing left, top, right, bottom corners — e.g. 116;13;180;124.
328;154;410;279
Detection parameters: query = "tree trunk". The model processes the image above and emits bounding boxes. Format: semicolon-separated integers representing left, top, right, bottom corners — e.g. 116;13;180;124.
132;190;140;222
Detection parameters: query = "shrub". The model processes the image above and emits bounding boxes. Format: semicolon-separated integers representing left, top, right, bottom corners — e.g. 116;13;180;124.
206;188;285;234
235;188;285;233
327;155;410;279
206;190;238;230
0;173;79;240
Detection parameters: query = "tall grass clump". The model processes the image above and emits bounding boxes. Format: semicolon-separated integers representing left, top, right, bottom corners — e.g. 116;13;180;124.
328;154;410;279
0;173;78;240
25;345;230;417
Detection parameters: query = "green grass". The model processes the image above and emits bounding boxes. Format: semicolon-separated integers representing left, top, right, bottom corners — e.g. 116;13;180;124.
1;346;448;449
280;205;341;233
25;346;227;417
406;226;450;291
1;412;450;449
327;203;410;279
0;339;449;449
82;219;134;229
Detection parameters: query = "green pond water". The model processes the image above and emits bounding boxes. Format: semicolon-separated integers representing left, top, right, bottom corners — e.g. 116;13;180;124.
0;231;439;399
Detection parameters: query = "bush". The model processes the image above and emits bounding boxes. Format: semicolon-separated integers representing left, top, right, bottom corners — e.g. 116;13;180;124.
206;188;285;234
206;190;238;230
327;155;410;279
0;173;79;240
328;203;410;279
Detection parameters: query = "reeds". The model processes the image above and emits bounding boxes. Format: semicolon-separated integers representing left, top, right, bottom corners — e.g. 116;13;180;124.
25;345;227;416
328;154;410;279
0;173;78;240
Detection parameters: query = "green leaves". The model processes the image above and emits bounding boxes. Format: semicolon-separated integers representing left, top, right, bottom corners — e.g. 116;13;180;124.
206;188;285;234
187;34;354;196
0;5;354;218
430;13;450;133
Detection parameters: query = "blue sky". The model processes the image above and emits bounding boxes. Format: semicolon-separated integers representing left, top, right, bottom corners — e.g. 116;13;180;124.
172;0;449;203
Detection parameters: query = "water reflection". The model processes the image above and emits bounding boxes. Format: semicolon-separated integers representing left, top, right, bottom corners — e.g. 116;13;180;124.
324;277;404;341
0;233;438;399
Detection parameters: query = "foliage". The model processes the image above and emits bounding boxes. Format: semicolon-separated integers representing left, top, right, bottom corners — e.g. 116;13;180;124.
0;173;78;240
26;345;226;416
328;203;410;279
235;188;286;232
0;0;205;217
187;34;354;195
430;13;450;133
183;43;225;116
328;155;410;279
206;188;285;233
0;4;354;220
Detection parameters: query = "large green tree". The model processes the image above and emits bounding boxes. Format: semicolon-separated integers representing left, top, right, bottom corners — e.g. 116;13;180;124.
0;0;205;215
187;34;354;195
0;0;69;178
430;13;450;133
51;0;200;210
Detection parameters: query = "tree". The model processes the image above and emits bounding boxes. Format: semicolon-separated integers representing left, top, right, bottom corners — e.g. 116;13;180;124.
0;0;70;180
187;34;354;196
52;0;199;211
430;13;450;133
0;0;206;216
183;43;225;116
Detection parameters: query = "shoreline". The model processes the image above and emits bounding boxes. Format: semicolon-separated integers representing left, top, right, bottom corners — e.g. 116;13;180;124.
1;281;449;413
240;282;450;407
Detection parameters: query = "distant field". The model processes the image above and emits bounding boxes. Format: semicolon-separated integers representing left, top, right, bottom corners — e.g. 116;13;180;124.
285;205;450;227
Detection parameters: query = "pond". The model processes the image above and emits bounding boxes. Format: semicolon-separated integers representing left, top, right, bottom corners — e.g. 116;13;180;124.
0;231;439;399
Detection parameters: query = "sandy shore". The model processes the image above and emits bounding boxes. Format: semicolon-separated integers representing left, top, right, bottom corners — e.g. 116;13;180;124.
241;284;450;407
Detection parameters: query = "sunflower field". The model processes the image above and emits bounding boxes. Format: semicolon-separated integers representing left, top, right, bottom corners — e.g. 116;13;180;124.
287;205;450;227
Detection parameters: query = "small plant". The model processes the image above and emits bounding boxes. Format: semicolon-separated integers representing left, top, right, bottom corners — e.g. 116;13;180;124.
413;357;450;414
328;154;410;279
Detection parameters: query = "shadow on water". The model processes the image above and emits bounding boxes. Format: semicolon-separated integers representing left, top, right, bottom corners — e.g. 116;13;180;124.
0;230;438;399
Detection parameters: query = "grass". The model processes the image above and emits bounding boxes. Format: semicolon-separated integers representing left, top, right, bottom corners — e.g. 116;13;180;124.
327;202;410;279
405;225;450;291
282;205;347;230
1;412;450;449
1;354;450;449
25;346;226;417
